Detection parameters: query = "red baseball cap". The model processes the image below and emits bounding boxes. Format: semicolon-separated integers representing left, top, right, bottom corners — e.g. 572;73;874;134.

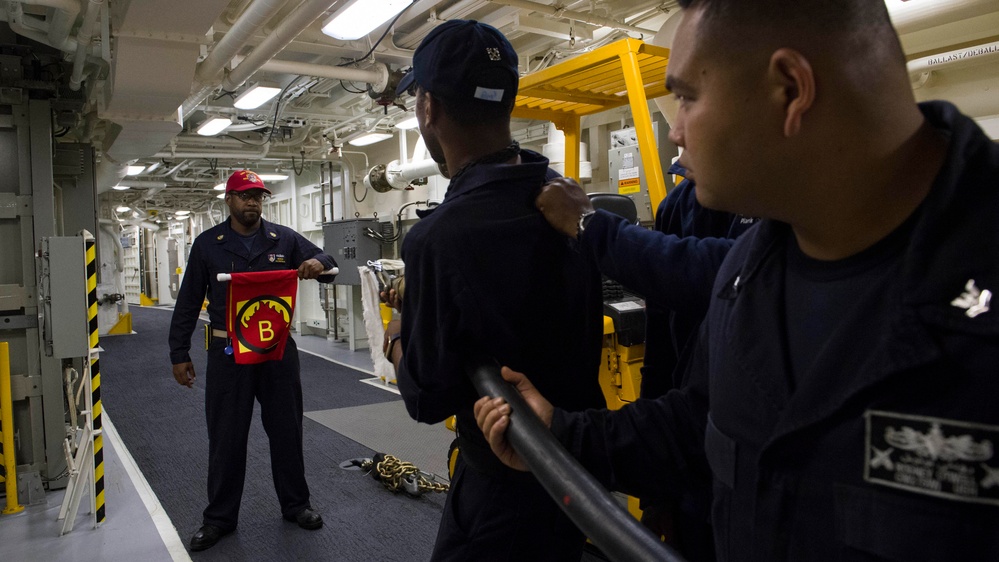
225;169;272;194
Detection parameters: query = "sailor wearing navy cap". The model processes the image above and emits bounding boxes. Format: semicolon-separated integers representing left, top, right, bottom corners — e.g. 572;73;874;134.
388;20;605;562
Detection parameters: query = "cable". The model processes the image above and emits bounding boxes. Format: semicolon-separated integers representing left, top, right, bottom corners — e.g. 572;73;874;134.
337;2;414;67
268;75;305;142
352;180;368;203
340;80;367;94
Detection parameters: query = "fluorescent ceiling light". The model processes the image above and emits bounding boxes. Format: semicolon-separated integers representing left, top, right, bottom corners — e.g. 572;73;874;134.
258;173;289;181
321;0;410;41
217;193;226;199
116;206;130;212
233;83;281;109
213;182;226;191
175;210;191;216
126;165;146;175
196;116;232;136
395;115;419;130
348;132;393;147
112;184;130;191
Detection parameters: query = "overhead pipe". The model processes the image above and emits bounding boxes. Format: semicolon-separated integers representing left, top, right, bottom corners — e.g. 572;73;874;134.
220;0;341;92
486;0;658;36
196;0;288;84
181;0;339;121
258;59;385;86
907;39;999;81
69;0;104;91
180;0;290;121
889;0;999;36
364;158;442;192
154;142;271;160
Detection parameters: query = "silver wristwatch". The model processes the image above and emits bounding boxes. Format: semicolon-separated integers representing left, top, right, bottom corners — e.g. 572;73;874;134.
576;210;597;239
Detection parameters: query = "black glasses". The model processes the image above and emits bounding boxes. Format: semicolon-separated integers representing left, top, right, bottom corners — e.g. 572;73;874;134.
232;191;270;202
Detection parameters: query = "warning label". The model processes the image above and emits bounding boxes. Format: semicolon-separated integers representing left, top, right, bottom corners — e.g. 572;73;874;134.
618;178;641;194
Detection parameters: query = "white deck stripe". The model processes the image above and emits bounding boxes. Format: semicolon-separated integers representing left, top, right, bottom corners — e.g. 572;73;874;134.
103;413;192;562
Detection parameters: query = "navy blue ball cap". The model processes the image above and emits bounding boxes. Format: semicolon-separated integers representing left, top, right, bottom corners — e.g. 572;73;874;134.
396;20;519;104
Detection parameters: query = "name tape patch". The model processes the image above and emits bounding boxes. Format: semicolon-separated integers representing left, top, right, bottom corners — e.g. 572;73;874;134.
865;410;999;506
474;87;505;102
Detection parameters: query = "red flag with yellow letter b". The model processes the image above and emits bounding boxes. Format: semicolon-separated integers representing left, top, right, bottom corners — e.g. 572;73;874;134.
226;270;298;364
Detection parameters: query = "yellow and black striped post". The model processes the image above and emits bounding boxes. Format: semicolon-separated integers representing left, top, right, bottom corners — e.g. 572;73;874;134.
84;237;105;525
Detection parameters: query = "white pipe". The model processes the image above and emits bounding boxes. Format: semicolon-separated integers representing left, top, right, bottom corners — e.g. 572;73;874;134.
398;129;408;165
154;143;271;160
197;0;289;84
888;0;999;36
99;222;125;270
386;159;442;189
116;180;168;188
907;40;999;76
366;158;443;192
180;0;291;120
220;0;341;92
258;59;385;85
69;0;103;91
217;268;338;281
487;0;658;35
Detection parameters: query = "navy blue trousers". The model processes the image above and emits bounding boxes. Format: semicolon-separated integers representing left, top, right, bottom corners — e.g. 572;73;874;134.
202;336;310;530
431;456;586;561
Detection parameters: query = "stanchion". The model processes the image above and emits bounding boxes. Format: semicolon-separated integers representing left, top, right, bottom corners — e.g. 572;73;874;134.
1;342;25;515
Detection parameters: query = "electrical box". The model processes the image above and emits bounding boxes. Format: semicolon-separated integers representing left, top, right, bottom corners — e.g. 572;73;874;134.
322;219;382;285
47;236;90;359
607;122;671;224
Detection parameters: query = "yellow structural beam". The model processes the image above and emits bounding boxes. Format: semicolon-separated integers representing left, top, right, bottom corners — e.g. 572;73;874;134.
513;38;671;209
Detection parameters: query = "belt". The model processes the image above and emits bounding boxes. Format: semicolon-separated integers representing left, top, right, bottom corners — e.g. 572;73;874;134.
211;328;227;338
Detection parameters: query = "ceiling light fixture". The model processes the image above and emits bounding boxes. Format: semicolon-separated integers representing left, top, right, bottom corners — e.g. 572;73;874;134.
196;116;232;136
321;0;411;41
217;193;226;199
395;115;419;130
115;206;130;213
126;164;146;175
213;182;226;191
258;173;289;181
233;82;282;110
175;210;191;217
112;184;130;191
348;132;393;147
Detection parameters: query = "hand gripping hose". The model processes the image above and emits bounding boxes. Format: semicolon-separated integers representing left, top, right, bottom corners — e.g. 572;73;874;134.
467;358;685;562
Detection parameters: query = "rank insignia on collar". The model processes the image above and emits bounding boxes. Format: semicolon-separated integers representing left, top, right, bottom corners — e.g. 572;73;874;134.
217;235;224;240
951;279;991;318
269;232;277;238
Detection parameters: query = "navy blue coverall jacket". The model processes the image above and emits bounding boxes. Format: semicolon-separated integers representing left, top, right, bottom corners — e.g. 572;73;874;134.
168;217;336;361
168;217;336;530
398;149;604;561
552;101;999;560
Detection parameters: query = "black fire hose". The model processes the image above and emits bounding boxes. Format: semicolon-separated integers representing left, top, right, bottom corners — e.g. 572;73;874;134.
467;358;685;562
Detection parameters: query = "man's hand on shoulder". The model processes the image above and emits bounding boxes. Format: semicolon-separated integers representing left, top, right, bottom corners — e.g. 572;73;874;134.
173;362;196;388
298;258;325;279
536;177;594;239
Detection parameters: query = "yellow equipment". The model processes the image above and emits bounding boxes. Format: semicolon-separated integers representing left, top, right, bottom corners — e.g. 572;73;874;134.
514;38;671;211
